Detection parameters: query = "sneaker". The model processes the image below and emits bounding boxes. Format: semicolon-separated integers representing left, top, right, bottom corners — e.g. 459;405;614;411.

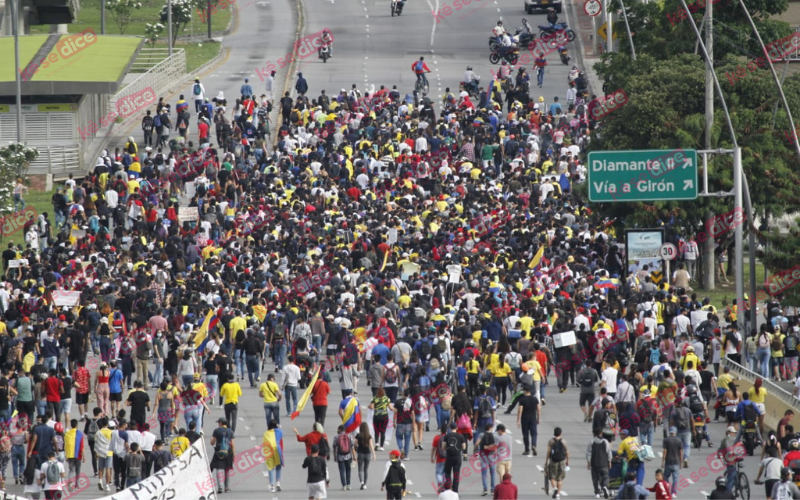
98;482;104;491
682;459;689;468
482;491;489;496
269;486;275;492
105;485;111;492
360;484;366;490
532;446;537;456
276;483;282;491
522;450;530;456
419;444;424;451
560;388;566;393
378;446;385;451
342;487;347;491
552;490;559;499
603;486;610;499
346;485;351;490
596;495;601;499
708;442;714;447
217;489;223;494
672;495;678;499
542;399;546;406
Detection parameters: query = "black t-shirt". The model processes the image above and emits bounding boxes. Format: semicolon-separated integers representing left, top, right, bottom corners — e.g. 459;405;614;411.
2;249;16;268
127;390;150;418
303;455;326;483
204;358;218;376
22;336;37;355
394;398;412;425
699;370;714;392
518;394;539;420
60;376;73;398
186;430;201;444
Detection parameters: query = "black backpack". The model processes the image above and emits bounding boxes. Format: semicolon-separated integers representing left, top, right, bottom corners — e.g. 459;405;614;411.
479;396;493;420
420;341;432;359
580;369;595;387
142;116;154;131
688;392;705;414
318;436;330;458
550;438;567;462
438;432;461;458
743;403;758;423
591;440;609;469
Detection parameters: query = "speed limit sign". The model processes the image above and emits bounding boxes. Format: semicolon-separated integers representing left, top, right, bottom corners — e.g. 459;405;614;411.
584;0;601;17
659;243;678;261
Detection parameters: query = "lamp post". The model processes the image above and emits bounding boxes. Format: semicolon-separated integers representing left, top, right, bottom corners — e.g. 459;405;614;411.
11;0;22;143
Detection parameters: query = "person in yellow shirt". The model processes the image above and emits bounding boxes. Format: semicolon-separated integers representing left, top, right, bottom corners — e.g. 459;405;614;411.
715;367;734;421
748;378;768;435
679;346;699;372
772;330;786;381
466;354;482;400
617;429;644;483
220;374;242;434
259;374;282;425
170;428;190;457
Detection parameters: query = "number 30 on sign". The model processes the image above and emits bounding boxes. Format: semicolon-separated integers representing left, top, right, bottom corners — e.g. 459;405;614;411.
659;243;678;261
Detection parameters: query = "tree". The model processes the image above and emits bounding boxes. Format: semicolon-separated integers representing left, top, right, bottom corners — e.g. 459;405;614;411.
105;0;142;34
0;144;38;212
159;0;193;45
144;22;164;48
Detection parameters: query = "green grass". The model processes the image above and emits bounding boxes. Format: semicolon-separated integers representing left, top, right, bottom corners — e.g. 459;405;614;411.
30;0;232;37
0;36;49;81
29;37;141;82
181;40;223;73
693;262;770;308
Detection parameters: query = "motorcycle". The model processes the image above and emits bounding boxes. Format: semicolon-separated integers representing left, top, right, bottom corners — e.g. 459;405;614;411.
568;66;580;83
490;28;536;52
319;44;330;63
692;413;706;448
489;47;519;65
558;45;570;65
742;420;759;456
538;22;576;43
460;80;480;99
391;0;404;16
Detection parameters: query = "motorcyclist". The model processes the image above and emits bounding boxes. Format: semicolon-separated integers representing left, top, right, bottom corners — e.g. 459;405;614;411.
463;66;480;94
734;392;764;446
412;57;431;88
495;30;514;59
686;380;714;447
392;0;405;14
498;60;512;80
319;29;333;57
515;67;530;94
521;18;533;34
568;65;580;83
547;8;559;27
708;477;734;499
783;439;800;467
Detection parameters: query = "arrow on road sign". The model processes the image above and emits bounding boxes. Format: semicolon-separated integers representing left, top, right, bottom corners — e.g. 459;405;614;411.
684;180;694;190
682;157;693;168
651;271;664;285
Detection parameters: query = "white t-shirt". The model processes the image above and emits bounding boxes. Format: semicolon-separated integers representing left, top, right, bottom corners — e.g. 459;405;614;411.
602;367;618;392
40;461;64;491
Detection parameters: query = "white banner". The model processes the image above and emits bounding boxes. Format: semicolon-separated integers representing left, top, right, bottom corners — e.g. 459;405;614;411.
96;440;213;500
179;207;199;223
51;290;81;307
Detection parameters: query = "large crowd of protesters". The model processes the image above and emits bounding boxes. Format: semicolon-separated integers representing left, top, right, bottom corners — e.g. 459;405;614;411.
1;60;799;500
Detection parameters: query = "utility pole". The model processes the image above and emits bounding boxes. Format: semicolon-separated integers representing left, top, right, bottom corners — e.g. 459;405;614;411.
704;0;715;290
167;0;173;56
12;0;21;143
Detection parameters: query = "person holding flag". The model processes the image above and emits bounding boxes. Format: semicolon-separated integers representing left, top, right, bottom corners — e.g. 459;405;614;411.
262;419;283;493
340;392;362;436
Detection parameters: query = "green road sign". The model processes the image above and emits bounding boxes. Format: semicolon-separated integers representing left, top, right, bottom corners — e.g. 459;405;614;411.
588;149;698;202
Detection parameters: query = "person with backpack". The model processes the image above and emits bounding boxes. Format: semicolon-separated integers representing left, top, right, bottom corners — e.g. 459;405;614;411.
473;385;496;448
391;389;414;460
209;417;234;494
545;427;569;499
578;359;600;422
784;326;800;381
617;428;645;486
381;449;407;499
192;78;206;113
477;423;499;495
733;391;764;446
141;111;154;147
616;471;650;499
331;424;354;490
303;443;329;500
770;466;800;500
438;422;466;493
668;399;694;468
586;428;612;499
369;387;391;450
636;390;659;447
756;325;773;379
39;451;64;500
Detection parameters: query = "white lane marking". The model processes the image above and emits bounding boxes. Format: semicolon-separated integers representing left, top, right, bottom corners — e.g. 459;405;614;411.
407;480;413;485
686;477;694;484
250;436;255;441
658;452;663;457
415;493;421;498
427;0;439;46
515;440;522;444
701;492;710;497
536;465;544;472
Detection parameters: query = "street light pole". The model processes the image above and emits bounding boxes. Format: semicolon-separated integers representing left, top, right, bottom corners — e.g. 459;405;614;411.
12;0;21;143
167;0;173;56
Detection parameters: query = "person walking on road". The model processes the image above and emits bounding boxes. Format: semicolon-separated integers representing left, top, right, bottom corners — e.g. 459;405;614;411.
545;427;569;499
587;428;611;499
381;449;406;500
516;384;540;456
493;473;518;499
617;428;645;486
661;426;682;495
303;443;328;500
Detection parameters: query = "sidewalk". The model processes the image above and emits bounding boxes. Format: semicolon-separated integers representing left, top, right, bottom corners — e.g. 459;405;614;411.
568;0;605;97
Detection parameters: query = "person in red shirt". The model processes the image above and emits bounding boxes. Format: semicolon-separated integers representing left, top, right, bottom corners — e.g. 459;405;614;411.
44;369;63;424
347;186;362;200
293;422;329;458
198;119;210;144
311;374;330;427
430;428;448;489
493;473;518;500
647;469;672;500
73;360;91;419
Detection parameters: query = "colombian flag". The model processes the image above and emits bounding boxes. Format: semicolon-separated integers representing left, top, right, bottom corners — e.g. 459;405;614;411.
65;429;84;460
528;246;545;271
614;319;628;335
291;367;321;420
594;278;620;289
193;309;216;353
262;428;284;469
341;395;362;434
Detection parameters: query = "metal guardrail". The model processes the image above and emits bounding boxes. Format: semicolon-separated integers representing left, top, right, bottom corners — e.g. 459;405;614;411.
721;357;800;410
129;48;179;73
108;49;186;128
29;144;82;176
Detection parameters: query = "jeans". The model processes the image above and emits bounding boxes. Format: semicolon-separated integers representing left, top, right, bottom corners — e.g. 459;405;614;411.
416;73;429;87
273;342;286;370
435;406;451;431
43;356;57;372
152;360;164;388
206;375;218;402
268;464;282;485
481;460;496;492
99;336;112;363
181;375;193;388
235;349;245;379
726;465;736;492
264;403;280;426
185;406;201;429
284;386;297;415
357;452;372;484
677;430;691;461
11;444;24;479
434;461;445;487
245;355;259;386
13;194;25;212
664;464;680;493
537;67;545;86
756;347;771;378
640;423;654;447
337;459;352;486
395;423;412;457
630;459;645;486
